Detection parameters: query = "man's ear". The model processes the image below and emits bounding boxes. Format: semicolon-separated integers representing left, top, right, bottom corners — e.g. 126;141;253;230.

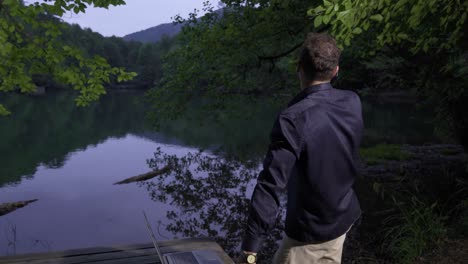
334;66;340;77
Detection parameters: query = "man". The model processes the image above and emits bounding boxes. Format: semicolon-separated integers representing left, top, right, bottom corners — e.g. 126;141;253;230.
239;33;363;264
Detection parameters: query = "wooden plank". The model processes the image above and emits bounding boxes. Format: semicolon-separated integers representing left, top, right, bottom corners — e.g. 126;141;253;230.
0;243;154;263
0;239;233;264
84;254;159;264
6;254;160;264
160;242;223;254
157;238;215;247
160;241;223;253
12;248;158;264
60;248;157;264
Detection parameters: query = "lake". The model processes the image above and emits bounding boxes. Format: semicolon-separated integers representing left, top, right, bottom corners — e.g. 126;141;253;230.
0;91;438;256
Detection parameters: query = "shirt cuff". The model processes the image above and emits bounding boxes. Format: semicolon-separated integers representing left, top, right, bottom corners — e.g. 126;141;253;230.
241;233;264;253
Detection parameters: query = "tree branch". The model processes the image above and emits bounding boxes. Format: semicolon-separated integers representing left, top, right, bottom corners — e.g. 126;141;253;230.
258;42;303;61
257;24;331;61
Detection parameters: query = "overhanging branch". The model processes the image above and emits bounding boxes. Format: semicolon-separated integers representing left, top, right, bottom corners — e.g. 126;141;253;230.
257;24;331;61
258;42;303;61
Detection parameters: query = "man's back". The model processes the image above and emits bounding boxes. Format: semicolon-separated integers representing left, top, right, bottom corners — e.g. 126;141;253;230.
281;83;363;243
240;33;363;264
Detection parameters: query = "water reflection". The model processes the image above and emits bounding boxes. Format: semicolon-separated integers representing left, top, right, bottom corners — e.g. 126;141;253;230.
139;100;438;262
0;92;147;186
0;92;437;187
0;91;440;260
141;149;284;262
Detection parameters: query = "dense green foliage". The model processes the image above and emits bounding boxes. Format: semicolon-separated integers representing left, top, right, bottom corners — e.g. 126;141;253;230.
311;0;468;148
147;0;467;149
0;0;179;116
147;1;316;123
60;23;175;89
0;0;136;115
311;0;467;53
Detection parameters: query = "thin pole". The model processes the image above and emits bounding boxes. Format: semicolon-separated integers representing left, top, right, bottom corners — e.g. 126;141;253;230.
143;211;167;264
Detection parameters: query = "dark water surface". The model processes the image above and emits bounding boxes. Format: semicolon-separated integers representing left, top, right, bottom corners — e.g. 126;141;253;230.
0;91;437;256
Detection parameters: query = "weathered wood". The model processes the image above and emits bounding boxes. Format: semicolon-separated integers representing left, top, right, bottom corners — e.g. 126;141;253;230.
0;199;38;216
0;243;154;262
4;255;160;264
113;166;171;185
0;238;233;264
14;248;158;264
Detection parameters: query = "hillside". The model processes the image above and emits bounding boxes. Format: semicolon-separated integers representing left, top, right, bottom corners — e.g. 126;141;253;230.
123;21;184;43
123;8;225;43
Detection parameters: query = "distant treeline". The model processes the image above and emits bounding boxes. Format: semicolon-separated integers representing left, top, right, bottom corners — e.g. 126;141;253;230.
34;22;177;90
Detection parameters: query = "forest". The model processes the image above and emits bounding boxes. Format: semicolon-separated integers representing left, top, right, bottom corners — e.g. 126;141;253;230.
1;0;467;263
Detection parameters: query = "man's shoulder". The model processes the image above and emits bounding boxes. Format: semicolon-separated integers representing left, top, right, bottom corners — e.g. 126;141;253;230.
282;88;359;113
329;86;361;98
336;88;362;102
279;88;362;126
280;99;321;120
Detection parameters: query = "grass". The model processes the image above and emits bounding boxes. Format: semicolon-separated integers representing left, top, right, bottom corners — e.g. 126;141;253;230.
360;151;467;263
381;196;448;264
456;199;468;236
360;144;412;165
438;148;460;156
450;177;468;237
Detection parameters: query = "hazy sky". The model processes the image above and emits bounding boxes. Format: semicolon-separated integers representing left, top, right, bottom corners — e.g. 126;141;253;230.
59;0;216;37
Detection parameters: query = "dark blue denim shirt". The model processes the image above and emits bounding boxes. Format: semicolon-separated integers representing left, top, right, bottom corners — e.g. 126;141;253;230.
241;83;363;252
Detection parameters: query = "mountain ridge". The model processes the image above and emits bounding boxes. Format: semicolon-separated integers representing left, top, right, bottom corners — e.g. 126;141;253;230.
123;21;184;43
123;8;225;43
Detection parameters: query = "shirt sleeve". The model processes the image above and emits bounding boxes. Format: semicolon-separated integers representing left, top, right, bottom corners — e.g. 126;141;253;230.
241;114;302;252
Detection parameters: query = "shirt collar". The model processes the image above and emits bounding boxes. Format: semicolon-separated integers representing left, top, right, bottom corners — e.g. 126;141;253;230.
288;83;333;107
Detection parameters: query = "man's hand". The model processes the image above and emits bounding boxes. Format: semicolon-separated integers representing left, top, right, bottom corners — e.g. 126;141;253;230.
237;251;257;264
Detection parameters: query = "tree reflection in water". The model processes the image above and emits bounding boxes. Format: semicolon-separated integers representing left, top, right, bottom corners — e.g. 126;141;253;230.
140;148;284;263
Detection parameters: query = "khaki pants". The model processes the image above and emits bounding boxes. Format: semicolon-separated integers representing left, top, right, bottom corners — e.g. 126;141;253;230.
272;233;347;264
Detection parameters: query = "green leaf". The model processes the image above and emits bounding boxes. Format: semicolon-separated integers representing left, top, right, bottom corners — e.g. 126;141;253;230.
0;104;11;116
370;14;384;22
307;8;316;16
344;36;351;46
314;16;323;27
345;1;352;10
352;27;363;34
363;21;370;30
337;10;350;18
323;15;331;24
397;33;408;39
314;6;326;13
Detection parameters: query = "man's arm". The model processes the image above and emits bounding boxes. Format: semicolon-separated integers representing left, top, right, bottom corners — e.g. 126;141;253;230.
241;114;302;253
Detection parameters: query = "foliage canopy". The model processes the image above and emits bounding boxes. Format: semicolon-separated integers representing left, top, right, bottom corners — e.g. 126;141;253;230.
310;0;467;53
148;0;467;148
0;0;136;115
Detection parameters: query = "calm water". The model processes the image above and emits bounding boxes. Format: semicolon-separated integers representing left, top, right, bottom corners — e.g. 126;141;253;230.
0;91;437;256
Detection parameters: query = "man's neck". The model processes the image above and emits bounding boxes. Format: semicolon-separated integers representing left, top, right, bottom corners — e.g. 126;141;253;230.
301;80;330;90
309;80;330;86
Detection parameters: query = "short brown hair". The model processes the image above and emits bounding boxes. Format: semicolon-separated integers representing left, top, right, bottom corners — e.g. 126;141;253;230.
298;33;341;81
